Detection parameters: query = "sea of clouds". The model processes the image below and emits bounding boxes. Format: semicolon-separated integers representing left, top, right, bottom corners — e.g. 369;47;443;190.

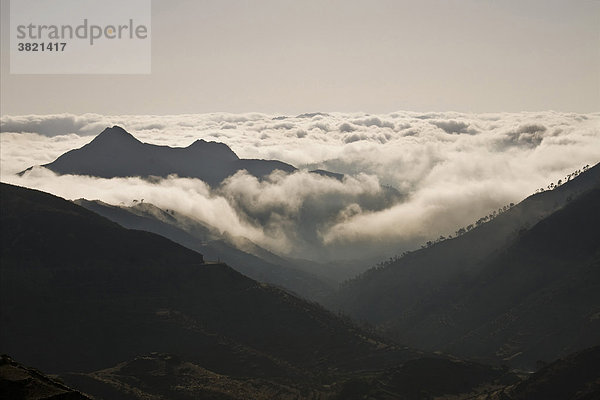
1;111;599;262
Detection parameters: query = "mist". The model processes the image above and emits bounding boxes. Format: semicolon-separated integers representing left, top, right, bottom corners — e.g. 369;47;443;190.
1;111;599;261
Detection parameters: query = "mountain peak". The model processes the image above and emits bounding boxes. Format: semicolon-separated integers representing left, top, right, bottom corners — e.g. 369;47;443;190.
188;138;226;148
90;126;141;146
186;139;240;161
187;138;209;148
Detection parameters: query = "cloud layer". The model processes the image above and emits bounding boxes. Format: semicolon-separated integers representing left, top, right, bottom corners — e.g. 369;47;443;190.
2;111;599;262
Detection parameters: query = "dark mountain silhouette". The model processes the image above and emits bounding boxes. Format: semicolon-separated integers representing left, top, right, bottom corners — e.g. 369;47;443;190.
63;352;333;400
296;112;329;118
331;163;600;368
0;183;424;393
0;355;92;400
62;352;520;400
309;168;344;181
19;126;342;186
74;198;378;289
481;346;600;400
58;347;600;400
331;356;520;400
2;182;544;399
73;198;335;301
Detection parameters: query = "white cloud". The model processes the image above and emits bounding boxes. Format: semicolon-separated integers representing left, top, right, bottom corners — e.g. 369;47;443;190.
429;120;477;134
0;113;108;136
1;111;599;262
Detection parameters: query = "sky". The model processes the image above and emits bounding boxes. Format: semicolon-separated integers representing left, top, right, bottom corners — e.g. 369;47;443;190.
0;1;599;264
1;0;599;115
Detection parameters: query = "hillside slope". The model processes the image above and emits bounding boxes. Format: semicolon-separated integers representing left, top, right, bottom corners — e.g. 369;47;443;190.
479;346;600;400
73;199;334;301
0;183;417;387
63;353;518;400
1;355;92;400
1;182;538;399
332;163;600;368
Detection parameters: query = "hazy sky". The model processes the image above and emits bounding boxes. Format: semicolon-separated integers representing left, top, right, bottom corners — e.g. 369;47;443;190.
1;0;598;115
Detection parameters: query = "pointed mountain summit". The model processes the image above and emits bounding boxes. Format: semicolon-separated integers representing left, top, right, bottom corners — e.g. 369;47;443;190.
23;126;302;186
186;139;239;160
88;125;143;147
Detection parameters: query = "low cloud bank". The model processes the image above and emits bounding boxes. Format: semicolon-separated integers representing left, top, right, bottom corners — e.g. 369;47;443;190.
1;111;599;261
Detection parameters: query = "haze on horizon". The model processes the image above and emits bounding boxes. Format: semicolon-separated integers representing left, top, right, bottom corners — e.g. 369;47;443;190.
1;0;599;263
1;0;599;115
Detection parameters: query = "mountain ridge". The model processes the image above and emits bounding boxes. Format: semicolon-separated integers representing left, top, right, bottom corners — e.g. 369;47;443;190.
0;181;418;377
73;198;335;301
330;162;600;368
0;354;93;400
2;175;599;397
19;126;343;187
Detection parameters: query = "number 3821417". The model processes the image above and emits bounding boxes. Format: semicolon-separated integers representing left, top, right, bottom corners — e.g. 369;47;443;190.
17;42;66;51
